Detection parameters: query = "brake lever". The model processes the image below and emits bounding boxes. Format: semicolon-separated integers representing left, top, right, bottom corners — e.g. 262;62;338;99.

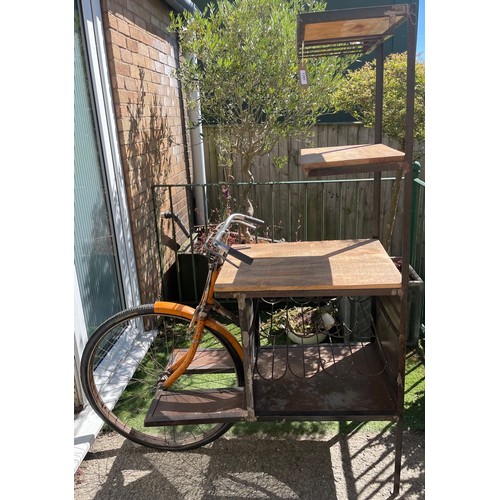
222;256;240;269
235;220;256;230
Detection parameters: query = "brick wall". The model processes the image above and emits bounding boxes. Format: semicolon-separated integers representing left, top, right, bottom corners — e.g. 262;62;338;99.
101;0;193;303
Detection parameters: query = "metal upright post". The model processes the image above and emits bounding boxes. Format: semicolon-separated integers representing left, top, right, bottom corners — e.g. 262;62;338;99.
393;3;418;495
371;43;385;344
238;295;256;421
373;44;384;240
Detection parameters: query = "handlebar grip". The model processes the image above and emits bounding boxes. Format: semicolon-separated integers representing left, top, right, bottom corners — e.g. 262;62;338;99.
227;246;254;266
243;215;265;226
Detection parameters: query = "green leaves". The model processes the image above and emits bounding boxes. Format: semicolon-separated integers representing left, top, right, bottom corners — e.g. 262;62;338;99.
331;52;425;148
170;0;356;162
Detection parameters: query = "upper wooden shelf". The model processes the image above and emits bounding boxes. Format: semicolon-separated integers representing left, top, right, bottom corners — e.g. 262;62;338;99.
296;4;409;58
300;143;406;177
214;239;401;298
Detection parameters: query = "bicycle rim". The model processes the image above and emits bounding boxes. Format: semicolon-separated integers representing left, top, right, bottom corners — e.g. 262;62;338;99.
81;304;244;450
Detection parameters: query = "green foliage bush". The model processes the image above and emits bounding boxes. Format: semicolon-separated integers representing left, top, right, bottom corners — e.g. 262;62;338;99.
332;52;425;150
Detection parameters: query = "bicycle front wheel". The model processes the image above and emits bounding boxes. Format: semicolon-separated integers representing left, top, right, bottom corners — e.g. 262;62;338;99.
80;304;244;451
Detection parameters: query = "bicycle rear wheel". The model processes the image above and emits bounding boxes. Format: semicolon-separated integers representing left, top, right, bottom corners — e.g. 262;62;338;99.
80;304;244;451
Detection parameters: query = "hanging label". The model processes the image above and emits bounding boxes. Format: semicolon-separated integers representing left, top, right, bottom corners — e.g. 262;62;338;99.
298;61;308;88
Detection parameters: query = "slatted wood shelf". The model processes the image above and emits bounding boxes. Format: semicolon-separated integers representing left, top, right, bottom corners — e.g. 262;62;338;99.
296;4;409;58
300;144;406;177
144;387;246;426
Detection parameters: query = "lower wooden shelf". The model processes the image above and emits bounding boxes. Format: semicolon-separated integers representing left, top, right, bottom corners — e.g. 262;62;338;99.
252;343;397;420
144;387;247;426
144;343;398;426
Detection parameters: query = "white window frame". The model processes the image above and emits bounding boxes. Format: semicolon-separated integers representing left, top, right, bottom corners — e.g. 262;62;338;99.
79;0;140;309
74;0;141;471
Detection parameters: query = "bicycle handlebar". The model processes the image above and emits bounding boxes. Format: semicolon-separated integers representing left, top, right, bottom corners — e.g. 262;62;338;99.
211;213;265;266
214;213;264;242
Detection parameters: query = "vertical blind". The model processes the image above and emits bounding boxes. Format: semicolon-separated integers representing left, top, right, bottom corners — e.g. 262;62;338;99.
74;16;123;336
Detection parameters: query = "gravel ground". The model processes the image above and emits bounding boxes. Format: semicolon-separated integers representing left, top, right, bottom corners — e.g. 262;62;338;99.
74;429;424;499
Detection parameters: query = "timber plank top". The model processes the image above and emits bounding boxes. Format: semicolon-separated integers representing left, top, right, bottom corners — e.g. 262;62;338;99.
300;144;405;177
214;239;402;298
296;5;410;58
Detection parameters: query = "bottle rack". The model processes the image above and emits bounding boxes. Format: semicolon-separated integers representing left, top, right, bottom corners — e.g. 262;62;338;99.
247;295;400;420
255;296;390;381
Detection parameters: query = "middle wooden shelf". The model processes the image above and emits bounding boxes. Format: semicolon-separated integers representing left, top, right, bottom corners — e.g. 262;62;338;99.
300;143;406;177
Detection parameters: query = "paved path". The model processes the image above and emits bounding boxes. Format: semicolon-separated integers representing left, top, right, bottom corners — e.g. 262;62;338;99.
75;429;424;499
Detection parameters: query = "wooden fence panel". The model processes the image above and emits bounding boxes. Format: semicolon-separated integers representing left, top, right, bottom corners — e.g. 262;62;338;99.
201;123;425;260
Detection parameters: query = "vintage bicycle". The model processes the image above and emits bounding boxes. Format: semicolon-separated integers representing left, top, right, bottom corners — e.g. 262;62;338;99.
80;212;265;451
80;208;410;495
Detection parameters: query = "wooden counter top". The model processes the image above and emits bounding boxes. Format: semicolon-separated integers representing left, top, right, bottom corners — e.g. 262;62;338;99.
214;239;401;298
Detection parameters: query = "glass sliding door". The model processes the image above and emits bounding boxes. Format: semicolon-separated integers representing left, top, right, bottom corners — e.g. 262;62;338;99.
74;2;140;467
74;11;124;337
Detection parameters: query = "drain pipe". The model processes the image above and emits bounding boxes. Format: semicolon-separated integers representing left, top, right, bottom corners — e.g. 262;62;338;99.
164;0;197;14
186;60;208;225
165;0;208;225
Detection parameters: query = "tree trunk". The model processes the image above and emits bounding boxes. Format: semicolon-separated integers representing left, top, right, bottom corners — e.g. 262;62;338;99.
241;156;255;241
222;164;233;219
241;156;254;216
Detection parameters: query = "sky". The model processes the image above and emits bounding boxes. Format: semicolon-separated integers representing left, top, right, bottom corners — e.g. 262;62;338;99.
417;0;425;59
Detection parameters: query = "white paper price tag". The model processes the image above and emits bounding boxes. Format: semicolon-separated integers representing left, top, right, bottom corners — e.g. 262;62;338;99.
298;62;308;88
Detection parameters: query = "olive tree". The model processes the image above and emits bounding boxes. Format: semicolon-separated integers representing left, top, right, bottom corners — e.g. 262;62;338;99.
169;0;356;229
332;52;425;250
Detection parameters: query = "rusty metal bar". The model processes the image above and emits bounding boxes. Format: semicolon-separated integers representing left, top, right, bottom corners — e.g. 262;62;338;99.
301;48;367;58
238;295;256;421
373;44;384;240
303;34;382;46
375;44;384;144
404;2;417;163
305;161;408;177
392;15;417;480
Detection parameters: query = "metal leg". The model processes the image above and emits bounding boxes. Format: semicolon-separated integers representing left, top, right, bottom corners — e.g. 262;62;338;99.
237;295;256;421
392;416;404;496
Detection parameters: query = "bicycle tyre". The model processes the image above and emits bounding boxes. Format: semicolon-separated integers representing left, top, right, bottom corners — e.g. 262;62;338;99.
80;304;244;451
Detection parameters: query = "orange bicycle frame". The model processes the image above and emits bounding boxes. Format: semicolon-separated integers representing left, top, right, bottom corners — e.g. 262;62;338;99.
153;266;243;389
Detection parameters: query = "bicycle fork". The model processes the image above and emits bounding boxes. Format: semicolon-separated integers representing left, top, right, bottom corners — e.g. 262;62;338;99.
161;265;221;390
